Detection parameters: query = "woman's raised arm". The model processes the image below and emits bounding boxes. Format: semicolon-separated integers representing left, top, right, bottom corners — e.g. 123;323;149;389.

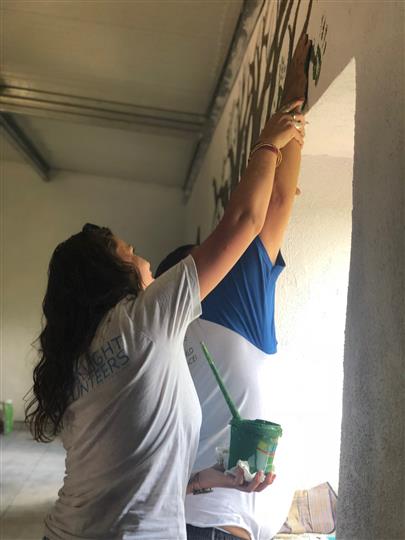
192;101;305;300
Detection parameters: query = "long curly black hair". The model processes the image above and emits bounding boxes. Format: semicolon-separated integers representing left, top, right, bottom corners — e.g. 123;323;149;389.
25;224;142;442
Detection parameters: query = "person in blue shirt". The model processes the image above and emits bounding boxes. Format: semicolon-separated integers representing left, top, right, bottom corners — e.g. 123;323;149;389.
155;34;311;540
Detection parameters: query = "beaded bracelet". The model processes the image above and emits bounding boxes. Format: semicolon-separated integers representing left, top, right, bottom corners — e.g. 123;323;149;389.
249;142;282;167
190;472;213;495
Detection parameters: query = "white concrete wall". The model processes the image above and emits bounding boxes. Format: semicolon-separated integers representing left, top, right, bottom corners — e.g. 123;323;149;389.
186;151;352;493
275;154;352;491
1;161;185;420
337;2;405;538
184;1;354;494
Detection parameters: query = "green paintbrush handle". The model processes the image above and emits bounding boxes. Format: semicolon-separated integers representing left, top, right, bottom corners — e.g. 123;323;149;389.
200;342;242;422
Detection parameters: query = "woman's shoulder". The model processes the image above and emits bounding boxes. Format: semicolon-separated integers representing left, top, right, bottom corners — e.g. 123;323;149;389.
94;295;138;333
112;294;139;320
93;294;154;345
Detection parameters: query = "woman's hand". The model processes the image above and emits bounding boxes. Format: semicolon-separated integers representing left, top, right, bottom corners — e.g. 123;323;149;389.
281;31;312;109
192;466;276;494
225;467;276;493
258;99;306;148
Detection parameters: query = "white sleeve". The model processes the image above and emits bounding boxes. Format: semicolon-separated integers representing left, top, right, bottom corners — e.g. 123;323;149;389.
129;255;201;341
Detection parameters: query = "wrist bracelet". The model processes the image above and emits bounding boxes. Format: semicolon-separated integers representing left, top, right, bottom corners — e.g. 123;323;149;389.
249;142;282;167
191;472;213;495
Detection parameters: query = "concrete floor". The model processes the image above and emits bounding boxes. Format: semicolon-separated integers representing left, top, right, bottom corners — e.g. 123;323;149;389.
1;428;65;540
1;429;335;540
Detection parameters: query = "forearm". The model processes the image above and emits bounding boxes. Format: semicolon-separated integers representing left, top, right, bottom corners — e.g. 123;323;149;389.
259;134;302;262
187;466;276;495
271;138;302;204
187;467;228;495
224;149;278;233
269;29;310;205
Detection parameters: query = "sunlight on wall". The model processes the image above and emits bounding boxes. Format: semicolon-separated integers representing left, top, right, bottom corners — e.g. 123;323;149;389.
273;58;356;492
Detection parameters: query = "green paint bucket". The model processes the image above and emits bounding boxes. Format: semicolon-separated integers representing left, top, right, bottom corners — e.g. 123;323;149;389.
228;417;282;474
200;342;282;474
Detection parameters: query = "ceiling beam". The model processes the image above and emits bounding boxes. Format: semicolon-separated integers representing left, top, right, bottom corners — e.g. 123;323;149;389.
0;113;51;181
0;85;205;140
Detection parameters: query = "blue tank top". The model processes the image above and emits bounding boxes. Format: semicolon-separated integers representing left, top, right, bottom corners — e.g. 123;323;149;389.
201;236;285;354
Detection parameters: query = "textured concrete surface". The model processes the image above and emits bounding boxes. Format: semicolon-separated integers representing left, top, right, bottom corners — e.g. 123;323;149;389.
337;2;405;539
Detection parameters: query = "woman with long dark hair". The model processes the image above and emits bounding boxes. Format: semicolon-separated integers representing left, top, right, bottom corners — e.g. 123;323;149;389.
26;102;305;540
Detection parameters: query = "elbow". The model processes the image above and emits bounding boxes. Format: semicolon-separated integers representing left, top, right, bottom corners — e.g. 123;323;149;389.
252;212;266;235
269;188;290;210
238;209;266;237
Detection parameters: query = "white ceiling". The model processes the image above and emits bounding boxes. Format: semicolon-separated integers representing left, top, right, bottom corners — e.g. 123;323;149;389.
0;0;244;187
14;115;195;187
2;0;242;112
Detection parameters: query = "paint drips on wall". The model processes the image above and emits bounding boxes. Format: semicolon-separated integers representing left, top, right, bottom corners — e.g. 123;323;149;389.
312;15;328;85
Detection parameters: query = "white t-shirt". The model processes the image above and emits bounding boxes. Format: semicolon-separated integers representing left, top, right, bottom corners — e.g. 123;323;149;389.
184;321;296;540
184;240;295;540
44;256;202;540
